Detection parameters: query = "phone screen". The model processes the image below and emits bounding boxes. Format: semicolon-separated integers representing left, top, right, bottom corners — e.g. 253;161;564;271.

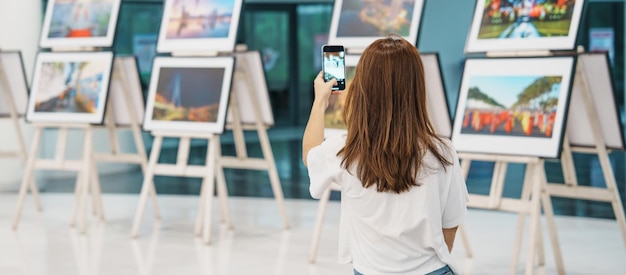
322;47;346;91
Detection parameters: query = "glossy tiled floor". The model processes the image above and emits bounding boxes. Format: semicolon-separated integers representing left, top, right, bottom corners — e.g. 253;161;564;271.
1;193;625;275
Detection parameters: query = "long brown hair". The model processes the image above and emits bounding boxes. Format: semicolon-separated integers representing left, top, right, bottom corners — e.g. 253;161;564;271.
338;35;452;193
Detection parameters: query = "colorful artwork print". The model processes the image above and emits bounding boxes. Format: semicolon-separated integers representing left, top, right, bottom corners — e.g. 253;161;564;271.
47;0;116;39
478;0;577;39
325;66;356;129
34;61;109;114
152;67;225;123
165;0;235;39
337;0;415;37
461;75;562;138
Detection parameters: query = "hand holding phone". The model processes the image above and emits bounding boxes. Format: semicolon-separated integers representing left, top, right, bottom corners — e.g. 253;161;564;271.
321;45;346;91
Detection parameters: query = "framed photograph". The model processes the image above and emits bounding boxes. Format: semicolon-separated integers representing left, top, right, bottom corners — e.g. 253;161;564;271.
465;0;585;53
143;57;235;134
227;51;274;126
156;0;243;53
451;57;576;158
108;56;145;126
328;0;425;50
40;0;122;48
0;52;29;117
26;52;114;124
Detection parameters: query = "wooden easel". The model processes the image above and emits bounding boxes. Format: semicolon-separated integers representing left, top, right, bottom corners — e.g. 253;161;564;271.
0;52;42;211
91;57;160;221
131;51;290;244
545;55;626;247
12;57;152;233
12;122;98;233
460;154;565;275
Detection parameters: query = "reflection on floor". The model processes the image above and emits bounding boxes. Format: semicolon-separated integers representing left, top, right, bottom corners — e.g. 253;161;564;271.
1;194;624;275
39;128;626;220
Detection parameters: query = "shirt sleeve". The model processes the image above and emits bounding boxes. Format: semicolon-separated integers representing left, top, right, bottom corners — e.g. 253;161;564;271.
441;145;470;229
306;137;343;199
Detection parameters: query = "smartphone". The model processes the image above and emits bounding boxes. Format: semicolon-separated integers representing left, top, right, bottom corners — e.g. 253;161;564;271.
321;45;346;91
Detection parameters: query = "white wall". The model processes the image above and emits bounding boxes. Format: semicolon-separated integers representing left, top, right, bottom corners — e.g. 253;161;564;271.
0;0;42;191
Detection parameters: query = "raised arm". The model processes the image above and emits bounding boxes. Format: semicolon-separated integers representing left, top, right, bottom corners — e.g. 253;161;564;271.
302;72;337;166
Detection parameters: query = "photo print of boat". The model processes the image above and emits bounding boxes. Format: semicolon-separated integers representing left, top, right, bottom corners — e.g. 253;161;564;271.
152;67;225;123
165;0;235;39
33;60;109;114
478;0;577;39
460;75;563;138
337;0;416;37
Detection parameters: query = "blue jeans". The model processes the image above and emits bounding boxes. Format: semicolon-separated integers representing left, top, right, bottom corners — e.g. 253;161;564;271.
354;265;454;275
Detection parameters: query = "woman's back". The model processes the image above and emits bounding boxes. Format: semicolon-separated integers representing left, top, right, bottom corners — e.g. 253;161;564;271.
307;135;466;274
303;35;468;274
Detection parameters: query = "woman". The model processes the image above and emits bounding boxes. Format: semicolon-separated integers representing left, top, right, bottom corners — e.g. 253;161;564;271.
302;36;468;275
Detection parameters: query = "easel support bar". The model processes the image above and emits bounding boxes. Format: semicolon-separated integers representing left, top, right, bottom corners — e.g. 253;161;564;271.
467;194;531;213
93;153;144;163
54;128;69;162
0;152;21;158
151;164;211;178
546;184;614;202
33;160;84;171
457;153;540;164
220;157;270;170
569;146;608;154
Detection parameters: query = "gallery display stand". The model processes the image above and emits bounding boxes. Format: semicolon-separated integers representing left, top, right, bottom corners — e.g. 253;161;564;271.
460;153;564;275
131;51;290;244
12;57;151;233
460;52;626;274
0;55;42;211
544;57;626;247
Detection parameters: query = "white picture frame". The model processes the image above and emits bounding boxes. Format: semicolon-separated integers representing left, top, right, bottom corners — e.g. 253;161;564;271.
451;57;576;159
421;52;452;138
328;0;425;50
26;52;114;124
143;56;235;134
567;53;624;149
109;56;145;126
156;0;244;54
227;51;274;126
40;0;122;48
0;51;29;117
465;0;585;53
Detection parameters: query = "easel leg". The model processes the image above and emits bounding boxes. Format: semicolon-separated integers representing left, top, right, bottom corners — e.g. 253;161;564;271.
90;159;105;221
510;163;534;275
524;161;544;275
195;177;207;237
131;136;162;238
215;163;233;229
214;137;233;229
12;127;43;230
133;131;161;220
596;150;626;247
28;178;43;212
202;136;218;245
309;187;332;263
256;127;290;229
71;171;84;227
78;127;94;234
458;159;474;259
539;178;565;275
458;224;473;258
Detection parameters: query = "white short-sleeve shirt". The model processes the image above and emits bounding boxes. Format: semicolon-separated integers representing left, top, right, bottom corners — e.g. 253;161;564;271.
307;135;468;275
